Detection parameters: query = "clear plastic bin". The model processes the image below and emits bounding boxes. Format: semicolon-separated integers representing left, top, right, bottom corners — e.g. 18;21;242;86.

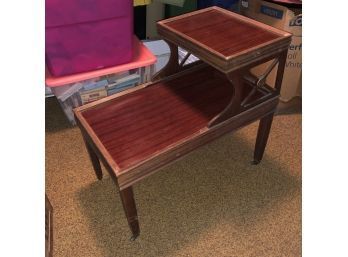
50;65;154;124
46;37;156;125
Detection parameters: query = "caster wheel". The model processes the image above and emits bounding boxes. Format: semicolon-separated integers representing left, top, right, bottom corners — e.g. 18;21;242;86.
130;234;139;241
251;159;260;165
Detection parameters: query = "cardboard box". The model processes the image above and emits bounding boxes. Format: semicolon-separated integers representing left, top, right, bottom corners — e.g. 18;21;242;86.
240;0;302;102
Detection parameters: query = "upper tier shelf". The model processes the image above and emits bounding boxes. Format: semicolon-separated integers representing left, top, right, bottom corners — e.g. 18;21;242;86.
76;65;277;173
157;6;292;73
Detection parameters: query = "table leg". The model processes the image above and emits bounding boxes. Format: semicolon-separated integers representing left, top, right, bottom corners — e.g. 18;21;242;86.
252;50;287;164
83;138;103;180
252;112;274;165
275;50;288;93
119;187;140;240
152;39;179;81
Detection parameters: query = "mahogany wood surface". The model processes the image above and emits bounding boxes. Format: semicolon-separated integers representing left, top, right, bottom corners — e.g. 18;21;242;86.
163;9;279;57
208;71;245;127
75;64;279;190
74;7;291;238
119;187;139;240
151;40;180;81
116;97;279;190
157;7;292;73
253;112;275;164
81;66;231;170
83;137;103;180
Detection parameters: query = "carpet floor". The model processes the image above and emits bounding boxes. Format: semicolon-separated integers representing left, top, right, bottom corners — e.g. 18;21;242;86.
46;97;301;257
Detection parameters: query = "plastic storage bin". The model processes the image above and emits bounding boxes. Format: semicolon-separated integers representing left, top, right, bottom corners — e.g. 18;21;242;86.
46;38;156;125
45;0;133;76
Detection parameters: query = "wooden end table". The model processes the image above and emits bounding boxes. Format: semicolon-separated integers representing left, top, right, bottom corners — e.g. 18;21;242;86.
74;7;291;240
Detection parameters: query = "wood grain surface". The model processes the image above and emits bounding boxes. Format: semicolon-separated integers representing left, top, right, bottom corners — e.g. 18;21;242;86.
81;66;231;170
77;65;279;190
157;7;292;73
163;9;280;57
73;7;291;238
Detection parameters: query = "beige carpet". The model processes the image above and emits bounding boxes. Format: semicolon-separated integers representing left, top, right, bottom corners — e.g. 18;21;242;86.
46;97;301;257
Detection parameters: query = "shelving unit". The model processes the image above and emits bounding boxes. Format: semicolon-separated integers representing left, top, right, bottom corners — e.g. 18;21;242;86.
74;7;292;239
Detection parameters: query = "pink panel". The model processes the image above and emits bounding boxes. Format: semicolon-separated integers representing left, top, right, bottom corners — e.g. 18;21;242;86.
46;37;156;87
46;0;130;27
45;0;133;76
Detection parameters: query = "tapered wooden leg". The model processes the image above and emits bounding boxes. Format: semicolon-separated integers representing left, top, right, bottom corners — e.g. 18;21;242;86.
119;187;140;240
83;139;103;180
275;50;288;93
252;113;275;165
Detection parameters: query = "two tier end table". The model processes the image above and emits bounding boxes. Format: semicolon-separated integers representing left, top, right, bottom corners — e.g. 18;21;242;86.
74;6;292;240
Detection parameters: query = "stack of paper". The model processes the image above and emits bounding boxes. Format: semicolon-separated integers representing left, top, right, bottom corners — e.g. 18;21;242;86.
107;74;140;95
79;80;108;104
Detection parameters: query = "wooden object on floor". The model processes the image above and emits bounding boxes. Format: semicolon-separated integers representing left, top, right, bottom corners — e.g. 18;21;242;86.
74;6;291;239
45;195;53;257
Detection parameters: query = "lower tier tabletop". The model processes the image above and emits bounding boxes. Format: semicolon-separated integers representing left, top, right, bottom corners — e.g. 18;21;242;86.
77;65;278;182
81;66;231;170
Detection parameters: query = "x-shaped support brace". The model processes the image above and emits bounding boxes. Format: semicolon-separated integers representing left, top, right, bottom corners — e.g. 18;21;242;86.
241;58;279;107
208;51;287;127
